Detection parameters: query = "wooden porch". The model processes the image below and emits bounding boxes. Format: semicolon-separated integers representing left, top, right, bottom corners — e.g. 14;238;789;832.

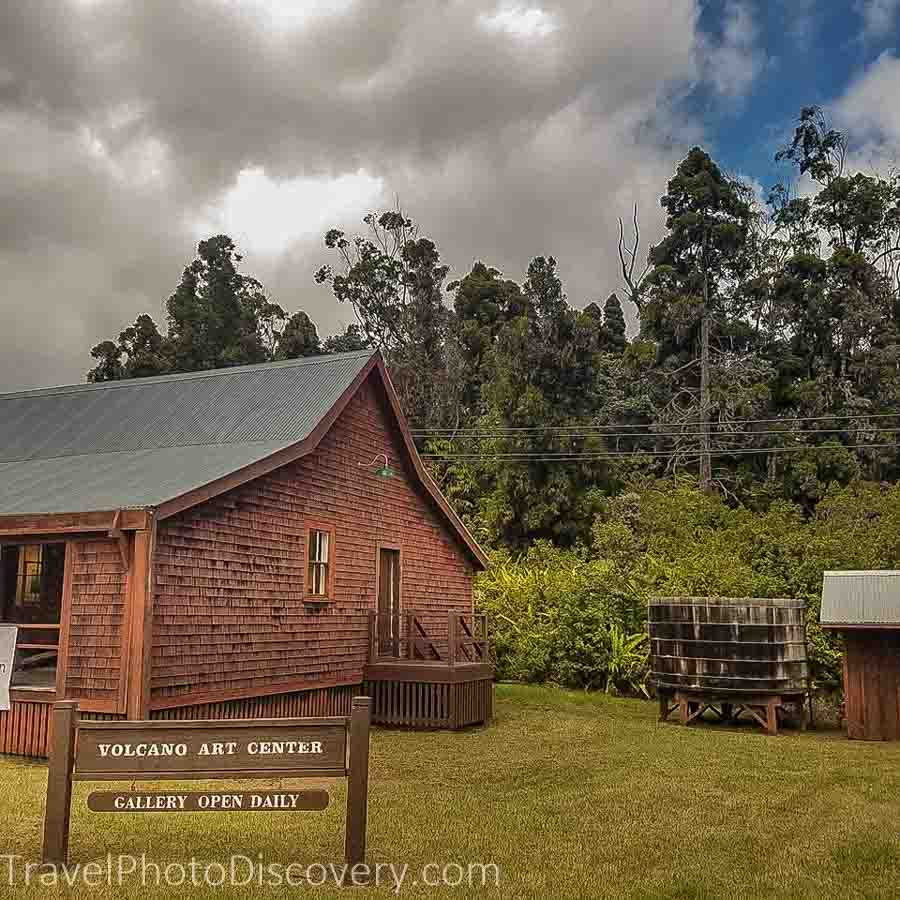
363;611;494;729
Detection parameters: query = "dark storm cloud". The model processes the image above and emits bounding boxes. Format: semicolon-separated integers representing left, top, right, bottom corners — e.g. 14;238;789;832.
0;0;764;390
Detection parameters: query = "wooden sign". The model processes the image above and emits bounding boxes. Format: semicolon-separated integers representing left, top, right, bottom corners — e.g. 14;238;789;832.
42;697;371;868
74;720;347;779
87;789;329;813
0;626;16;712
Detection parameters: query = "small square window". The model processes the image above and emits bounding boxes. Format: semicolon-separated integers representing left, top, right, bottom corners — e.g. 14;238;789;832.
307;529;331;598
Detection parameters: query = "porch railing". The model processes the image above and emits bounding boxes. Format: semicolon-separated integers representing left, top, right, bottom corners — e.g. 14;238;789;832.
367;611;490;667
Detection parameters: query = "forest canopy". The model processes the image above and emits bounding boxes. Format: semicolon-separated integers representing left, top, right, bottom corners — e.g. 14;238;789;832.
88;106;900;553
84;106;900;694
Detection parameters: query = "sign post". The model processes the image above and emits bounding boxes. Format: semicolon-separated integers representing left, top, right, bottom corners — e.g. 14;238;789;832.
345;695;372;867
42;696;372;867
42;701;78;865
0;626;17;712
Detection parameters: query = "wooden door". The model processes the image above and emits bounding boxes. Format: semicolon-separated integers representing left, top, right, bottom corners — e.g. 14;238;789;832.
377;548;401;657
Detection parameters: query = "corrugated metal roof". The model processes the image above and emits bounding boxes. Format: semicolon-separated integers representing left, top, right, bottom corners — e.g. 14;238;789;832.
0;351;374;515
821;570;900;626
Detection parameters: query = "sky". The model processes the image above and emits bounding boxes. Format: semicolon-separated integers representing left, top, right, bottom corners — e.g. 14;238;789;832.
2;0;900;391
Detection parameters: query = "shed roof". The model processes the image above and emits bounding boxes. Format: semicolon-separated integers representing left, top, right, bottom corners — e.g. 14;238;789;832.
820;570;900;627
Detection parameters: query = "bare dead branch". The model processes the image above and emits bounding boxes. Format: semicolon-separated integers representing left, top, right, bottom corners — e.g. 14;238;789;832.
617;203;652;312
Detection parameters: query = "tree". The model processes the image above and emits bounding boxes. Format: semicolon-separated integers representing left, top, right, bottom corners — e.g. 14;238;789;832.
87;314;171;382
321;323;371;354
87;341;123;383
166;235;283;371
775;106;846;185
315;210;456;429
774;106;900;286
762;108;900;490
523;255;567;327
602;293;627;353
578;301;609;354
440;257;613;548
642;147;754;489
86;235;332;381
617;204;652;311
275;311;322;359
451;262;527;415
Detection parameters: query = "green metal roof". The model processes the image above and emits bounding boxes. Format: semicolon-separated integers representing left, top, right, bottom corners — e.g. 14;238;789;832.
0;351;374;515
820;570;900;626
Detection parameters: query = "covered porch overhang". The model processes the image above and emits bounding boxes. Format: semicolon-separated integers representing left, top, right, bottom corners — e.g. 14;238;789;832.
0;508;155;757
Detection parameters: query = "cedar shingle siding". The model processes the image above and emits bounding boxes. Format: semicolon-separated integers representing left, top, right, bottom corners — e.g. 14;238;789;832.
67;539;126;702
151;373;474;702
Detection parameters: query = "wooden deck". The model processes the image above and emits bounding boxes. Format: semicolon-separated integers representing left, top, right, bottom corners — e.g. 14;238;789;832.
365;659;494;683
363;611;494;729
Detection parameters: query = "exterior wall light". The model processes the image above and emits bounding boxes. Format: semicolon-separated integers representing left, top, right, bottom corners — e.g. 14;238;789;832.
359;453;394;479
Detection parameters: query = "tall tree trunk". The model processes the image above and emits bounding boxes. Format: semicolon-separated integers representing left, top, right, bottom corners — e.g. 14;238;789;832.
700;306;712;490
700;234;712;491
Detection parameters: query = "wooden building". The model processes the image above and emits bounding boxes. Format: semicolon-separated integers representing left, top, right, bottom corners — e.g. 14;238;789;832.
0;350;492;757
821;570;900;741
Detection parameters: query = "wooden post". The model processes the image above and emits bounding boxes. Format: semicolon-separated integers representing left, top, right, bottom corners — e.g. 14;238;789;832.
344;696;372;869
658;692;669;722
125;527;154;720
765;697;778;736
405;612;415;660
42;701;78;864
447;613;458;667
367;611;377;664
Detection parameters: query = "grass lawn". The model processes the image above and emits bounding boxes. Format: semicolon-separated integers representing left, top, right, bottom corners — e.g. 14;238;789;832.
2;684;900;898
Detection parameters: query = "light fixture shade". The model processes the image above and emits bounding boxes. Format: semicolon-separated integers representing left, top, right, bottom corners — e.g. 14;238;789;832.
375;465;394;479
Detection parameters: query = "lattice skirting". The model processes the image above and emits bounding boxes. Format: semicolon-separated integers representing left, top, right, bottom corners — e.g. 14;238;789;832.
0;698;53;758
365;678;494;729
1;679;492;758
149;684;358;722
0;685;360;759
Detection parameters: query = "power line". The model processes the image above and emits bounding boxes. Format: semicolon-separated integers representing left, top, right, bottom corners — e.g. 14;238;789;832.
410;411;900;436
414;426;900;442
421;441;900;462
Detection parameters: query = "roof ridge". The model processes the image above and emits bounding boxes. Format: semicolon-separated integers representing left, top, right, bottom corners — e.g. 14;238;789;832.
0;349;376;402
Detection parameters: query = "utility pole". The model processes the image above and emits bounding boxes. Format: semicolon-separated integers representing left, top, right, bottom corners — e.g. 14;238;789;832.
700;229;712;491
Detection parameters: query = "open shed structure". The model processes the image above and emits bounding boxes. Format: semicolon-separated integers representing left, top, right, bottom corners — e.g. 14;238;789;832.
0;350;493;757
821;570;900;741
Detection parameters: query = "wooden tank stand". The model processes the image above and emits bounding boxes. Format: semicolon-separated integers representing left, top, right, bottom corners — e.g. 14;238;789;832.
659;691;807;736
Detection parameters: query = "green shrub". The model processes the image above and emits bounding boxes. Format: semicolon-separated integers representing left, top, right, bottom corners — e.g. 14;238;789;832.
475;542;649;692
603;625;650;697
476;479;900;699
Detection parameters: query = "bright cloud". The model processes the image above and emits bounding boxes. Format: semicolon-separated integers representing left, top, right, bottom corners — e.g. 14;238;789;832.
0;0;771;390
479;4;559;39
701;1;766;99
195;167;385;256
219;0;356;29
836;51;900;149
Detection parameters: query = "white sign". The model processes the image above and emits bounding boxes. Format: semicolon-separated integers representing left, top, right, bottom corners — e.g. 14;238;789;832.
0;626;16;712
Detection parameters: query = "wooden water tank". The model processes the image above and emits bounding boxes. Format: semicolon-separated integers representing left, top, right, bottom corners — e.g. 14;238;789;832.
649;597;808;695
